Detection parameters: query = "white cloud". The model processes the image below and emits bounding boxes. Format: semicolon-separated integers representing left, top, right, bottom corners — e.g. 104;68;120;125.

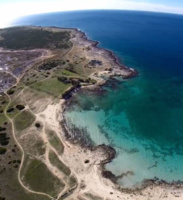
0;0;183;28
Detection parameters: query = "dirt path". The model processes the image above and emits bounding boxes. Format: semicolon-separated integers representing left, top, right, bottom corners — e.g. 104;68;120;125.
2;71;19;82
4;92;54;200
1;45;77;199
2;50;59;199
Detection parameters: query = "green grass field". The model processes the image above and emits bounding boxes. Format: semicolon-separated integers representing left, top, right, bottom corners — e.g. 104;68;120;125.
61;69;79;77
31;77;72;97
0;96;9;126
22;157;65;197
0;113;7;127
0;27;72;50
47;130;64;154
49;150;71;176
14;110;35;131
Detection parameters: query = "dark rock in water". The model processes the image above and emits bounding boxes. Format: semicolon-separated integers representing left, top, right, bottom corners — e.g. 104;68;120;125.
62;85;81;100
94;144;116;163
61;119;94;148
102;170;116;183
103;78;121;90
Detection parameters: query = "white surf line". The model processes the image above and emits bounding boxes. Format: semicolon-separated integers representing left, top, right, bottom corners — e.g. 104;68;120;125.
4;93;54;200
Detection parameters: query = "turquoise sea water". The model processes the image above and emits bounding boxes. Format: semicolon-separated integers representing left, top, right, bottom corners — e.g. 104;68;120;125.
13;10;183;188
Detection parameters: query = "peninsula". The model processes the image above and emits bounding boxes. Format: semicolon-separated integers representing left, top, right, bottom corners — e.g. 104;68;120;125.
0;26;182;200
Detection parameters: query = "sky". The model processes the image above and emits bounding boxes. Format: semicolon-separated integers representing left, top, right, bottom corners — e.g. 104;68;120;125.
0;0;183;28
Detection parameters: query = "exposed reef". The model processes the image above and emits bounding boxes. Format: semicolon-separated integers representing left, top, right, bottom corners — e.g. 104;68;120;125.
61;27;183;196
1;25;183;199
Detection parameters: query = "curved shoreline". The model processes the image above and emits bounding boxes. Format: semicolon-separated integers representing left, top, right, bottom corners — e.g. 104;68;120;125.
61;88;183;192
1;25;183;199
56;26;183;193
71;28;137;77
49;25;137;79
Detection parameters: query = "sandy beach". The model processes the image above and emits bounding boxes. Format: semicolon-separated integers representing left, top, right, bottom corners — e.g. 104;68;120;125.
38;27;183;199
1;26;183;200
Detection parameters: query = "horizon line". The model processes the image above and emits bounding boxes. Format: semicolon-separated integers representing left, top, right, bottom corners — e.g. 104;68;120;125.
15;8;183;19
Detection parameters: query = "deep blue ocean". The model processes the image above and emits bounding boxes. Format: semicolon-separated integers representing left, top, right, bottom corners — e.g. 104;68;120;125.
12;10;183;188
